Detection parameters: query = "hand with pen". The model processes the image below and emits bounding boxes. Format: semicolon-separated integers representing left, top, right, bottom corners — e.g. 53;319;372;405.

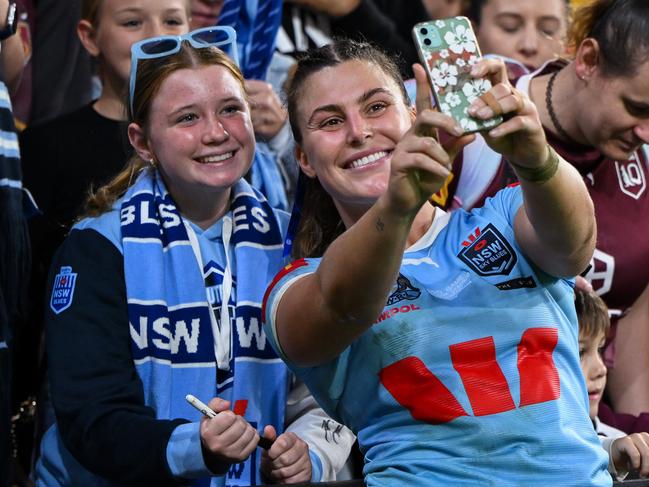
190;395;312;482
260;425;312;484
198;397;262;475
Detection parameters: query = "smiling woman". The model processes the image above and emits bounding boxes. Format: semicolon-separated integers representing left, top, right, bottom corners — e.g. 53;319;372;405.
34;36;354;486
263;38;609;485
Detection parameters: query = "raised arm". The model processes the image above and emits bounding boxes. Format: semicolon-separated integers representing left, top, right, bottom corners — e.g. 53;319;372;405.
274;65;472;367
468;59;596;278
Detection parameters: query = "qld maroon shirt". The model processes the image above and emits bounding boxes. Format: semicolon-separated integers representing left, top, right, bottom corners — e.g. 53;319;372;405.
447;62;649;318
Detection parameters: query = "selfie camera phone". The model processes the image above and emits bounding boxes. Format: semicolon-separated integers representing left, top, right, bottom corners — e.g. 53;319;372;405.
412;16;503;134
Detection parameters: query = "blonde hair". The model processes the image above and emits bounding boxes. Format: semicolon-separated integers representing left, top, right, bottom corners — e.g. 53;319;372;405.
83;44;246;217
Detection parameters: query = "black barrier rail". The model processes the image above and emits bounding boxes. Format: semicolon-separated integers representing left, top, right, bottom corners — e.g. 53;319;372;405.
257;479;649;487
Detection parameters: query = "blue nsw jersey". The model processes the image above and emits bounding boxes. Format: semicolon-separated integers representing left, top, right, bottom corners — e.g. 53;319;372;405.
264;186;611;486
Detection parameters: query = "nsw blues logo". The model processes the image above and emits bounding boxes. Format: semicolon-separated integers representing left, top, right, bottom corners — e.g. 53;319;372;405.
50;266;77;314
458;224;517;277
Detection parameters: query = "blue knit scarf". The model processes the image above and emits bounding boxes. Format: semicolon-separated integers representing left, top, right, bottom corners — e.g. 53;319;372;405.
217;0;283;80
121;169;287;423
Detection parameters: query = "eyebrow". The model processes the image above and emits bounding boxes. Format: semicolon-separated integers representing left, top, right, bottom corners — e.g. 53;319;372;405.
168;96;243;117
306;87;395;125
495;12;560;21
114;7;185;14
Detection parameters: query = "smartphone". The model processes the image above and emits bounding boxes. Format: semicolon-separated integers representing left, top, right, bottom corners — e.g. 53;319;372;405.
412;17;502;134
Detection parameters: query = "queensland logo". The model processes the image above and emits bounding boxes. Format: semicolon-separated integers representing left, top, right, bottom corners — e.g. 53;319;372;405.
615;158;646;200
386;274;421;305
458;224;517;277
50;266;77;314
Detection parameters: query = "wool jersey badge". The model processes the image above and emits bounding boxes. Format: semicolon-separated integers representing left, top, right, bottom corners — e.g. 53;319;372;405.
458;223;517;277
50;266;77;314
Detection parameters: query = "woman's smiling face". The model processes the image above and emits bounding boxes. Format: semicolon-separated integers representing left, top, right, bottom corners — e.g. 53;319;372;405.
295;60;415;216
141;64;255;205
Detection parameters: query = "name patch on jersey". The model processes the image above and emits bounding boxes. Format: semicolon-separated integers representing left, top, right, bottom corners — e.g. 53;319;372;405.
458;224;517;277
386;274;421;305
50;266;77;314
495;276;536;291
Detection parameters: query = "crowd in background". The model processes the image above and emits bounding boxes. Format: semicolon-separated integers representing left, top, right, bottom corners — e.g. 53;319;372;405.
1;0;648;485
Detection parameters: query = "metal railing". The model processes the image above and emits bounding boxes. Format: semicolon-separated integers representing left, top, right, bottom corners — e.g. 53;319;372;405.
257;478;649;486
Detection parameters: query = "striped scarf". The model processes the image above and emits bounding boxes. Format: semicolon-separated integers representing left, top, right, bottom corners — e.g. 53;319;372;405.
0;81;30;343
217;0;283;80
121;169;288;432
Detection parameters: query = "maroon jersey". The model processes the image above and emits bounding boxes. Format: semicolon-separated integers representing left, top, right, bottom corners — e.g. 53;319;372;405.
450;62;649;317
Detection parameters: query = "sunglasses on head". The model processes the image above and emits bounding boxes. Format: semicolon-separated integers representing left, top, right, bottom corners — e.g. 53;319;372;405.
129;26;239;115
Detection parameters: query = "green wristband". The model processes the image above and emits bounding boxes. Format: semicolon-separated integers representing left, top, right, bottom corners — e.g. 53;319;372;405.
509;146;560;183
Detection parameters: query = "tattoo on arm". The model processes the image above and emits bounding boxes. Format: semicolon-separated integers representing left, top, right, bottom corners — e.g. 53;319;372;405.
376;217;385;232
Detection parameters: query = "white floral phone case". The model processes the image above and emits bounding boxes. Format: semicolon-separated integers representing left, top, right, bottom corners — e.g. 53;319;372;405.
412;17;502;134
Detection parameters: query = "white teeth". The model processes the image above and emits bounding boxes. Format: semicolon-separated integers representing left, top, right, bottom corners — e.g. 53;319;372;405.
199;152;233;164
349;151;387;169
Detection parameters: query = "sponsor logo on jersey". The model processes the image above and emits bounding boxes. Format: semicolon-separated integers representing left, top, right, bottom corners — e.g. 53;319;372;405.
495;276;536;291
615;158;646;199
427;271;471;300
375;304;421;323
386;274;421;305
50;266;77;314
458;224;517;277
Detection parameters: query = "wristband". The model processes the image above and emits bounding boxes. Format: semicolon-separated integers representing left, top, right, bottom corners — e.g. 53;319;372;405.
508;146;560;183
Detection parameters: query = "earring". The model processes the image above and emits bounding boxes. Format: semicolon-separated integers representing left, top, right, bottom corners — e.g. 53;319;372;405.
149;157;156;167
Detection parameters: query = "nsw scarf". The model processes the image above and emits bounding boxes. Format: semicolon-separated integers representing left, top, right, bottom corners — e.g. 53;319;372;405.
121;169;287;425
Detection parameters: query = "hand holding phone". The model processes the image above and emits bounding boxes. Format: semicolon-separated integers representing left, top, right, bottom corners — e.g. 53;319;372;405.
412;16;503;134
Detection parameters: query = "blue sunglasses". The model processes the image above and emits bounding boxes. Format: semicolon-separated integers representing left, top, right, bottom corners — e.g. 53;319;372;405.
129;26;239;115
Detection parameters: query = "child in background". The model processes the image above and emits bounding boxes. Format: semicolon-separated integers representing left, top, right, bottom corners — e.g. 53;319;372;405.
576;288;649;480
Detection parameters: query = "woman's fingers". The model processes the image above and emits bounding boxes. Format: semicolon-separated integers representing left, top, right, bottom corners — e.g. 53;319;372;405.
468;84;527;120
200;410;259;460
443;132;476;161
470;57;509;87
407;137;452;169
261;432;312;483
413;63;434;119
413;108;463;139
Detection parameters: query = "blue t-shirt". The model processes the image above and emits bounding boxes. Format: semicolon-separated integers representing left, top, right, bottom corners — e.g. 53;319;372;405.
264;186;611;486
